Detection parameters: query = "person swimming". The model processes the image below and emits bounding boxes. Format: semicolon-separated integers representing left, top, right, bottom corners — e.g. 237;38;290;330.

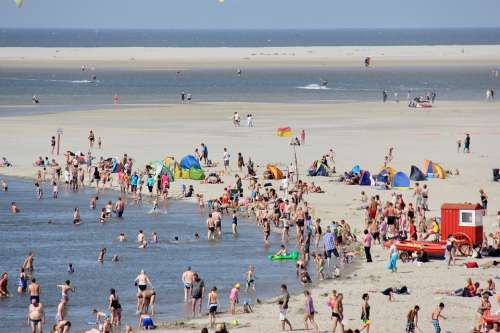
67;263;74;274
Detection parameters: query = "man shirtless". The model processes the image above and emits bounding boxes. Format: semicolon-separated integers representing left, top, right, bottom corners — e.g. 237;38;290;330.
115;197;125;218
206;214;216;240
28;278;41;303
28;298;45;333
431;303;447;333
182;267;194;302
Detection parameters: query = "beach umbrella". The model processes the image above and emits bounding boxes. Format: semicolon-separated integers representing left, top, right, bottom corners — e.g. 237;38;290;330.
15;0;23;8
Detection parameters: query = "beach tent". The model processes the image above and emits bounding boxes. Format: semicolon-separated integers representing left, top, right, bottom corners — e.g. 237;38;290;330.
380;166;397;179
149;160;175;181
410;165;427;181
180;155;201;170
189;168;205;180
423;160;434;176
266;164;285;180
277;127;292;137
392;171;410;189
351;165;361;175
308;161;329;177
432;163;446;179
360;171;373;186
376;170;389;183
178;155;205;180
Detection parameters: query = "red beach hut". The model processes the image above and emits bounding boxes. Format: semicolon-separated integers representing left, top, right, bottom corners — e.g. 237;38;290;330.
440;203;483;246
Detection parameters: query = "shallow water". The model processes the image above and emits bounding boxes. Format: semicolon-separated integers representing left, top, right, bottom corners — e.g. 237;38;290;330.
0;178;301;332
0;66;498;116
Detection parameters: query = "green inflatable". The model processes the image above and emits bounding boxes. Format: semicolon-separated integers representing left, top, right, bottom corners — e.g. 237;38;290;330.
267;251;300;261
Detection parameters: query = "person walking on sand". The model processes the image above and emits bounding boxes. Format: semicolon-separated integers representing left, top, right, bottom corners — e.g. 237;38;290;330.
360;293;371;333
51;136;56;155
278;284;293;331
422;185;429;211
223;148;231;174
303;290;319;333
363;229;373;262
406;305;420;333
480;189;488;216
464;133;471;153
387;242;398;273
232;112;240;127
182;267;194;302
431;303;446;333
457;139;462;153
329;292;344;333
299;129;305;145
382;90;388;103
201;143;208;165
88;130;95;148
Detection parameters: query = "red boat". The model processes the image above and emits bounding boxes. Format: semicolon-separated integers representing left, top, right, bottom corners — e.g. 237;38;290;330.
384;232;473;261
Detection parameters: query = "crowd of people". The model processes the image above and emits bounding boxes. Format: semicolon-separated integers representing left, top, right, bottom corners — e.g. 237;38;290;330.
1;122;499;333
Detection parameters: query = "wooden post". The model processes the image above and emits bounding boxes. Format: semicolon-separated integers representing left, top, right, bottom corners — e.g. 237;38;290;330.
56;128;63;156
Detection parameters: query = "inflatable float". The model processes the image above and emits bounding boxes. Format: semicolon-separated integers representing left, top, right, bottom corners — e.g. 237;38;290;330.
484;314;500;324
267;251;300;261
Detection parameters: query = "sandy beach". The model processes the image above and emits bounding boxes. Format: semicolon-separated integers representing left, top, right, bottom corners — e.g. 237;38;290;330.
1;45;500;69
1;98;499;332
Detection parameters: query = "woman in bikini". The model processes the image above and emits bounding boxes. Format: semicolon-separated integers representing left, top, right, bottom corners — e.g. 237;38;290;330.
329;291;345;333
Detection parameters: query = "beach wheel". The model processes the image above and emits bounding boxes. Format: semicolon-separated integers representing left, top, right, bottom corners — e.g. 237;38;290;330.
452;232;473;256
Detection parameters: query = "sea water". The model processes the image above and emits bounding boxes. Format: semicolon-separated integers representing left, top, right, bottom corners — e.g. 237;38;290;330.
1;28;500;47
0;178;301;332
0;65;498;116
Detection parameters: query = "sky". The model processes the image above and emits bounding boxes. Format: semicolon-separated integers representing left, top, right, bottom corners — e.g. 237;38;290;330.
1;0;500;30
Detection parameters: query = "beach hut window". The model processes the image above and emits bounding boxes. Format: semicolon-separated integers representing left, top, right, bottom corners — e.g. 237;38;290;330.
459;210;474;226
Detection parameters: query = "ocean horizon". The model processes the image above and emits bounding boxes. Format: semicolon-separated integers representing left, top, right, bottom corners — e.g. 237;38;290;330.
1;27;500;47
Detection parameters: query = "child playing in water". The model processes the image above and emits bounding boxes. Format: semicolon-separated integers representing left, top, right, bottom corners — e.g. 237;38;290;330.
52;181;59;199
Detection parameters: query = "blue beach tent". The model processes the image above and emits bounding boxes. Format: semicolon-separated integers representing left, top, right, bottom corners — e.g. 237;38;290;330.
392;171;410;189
